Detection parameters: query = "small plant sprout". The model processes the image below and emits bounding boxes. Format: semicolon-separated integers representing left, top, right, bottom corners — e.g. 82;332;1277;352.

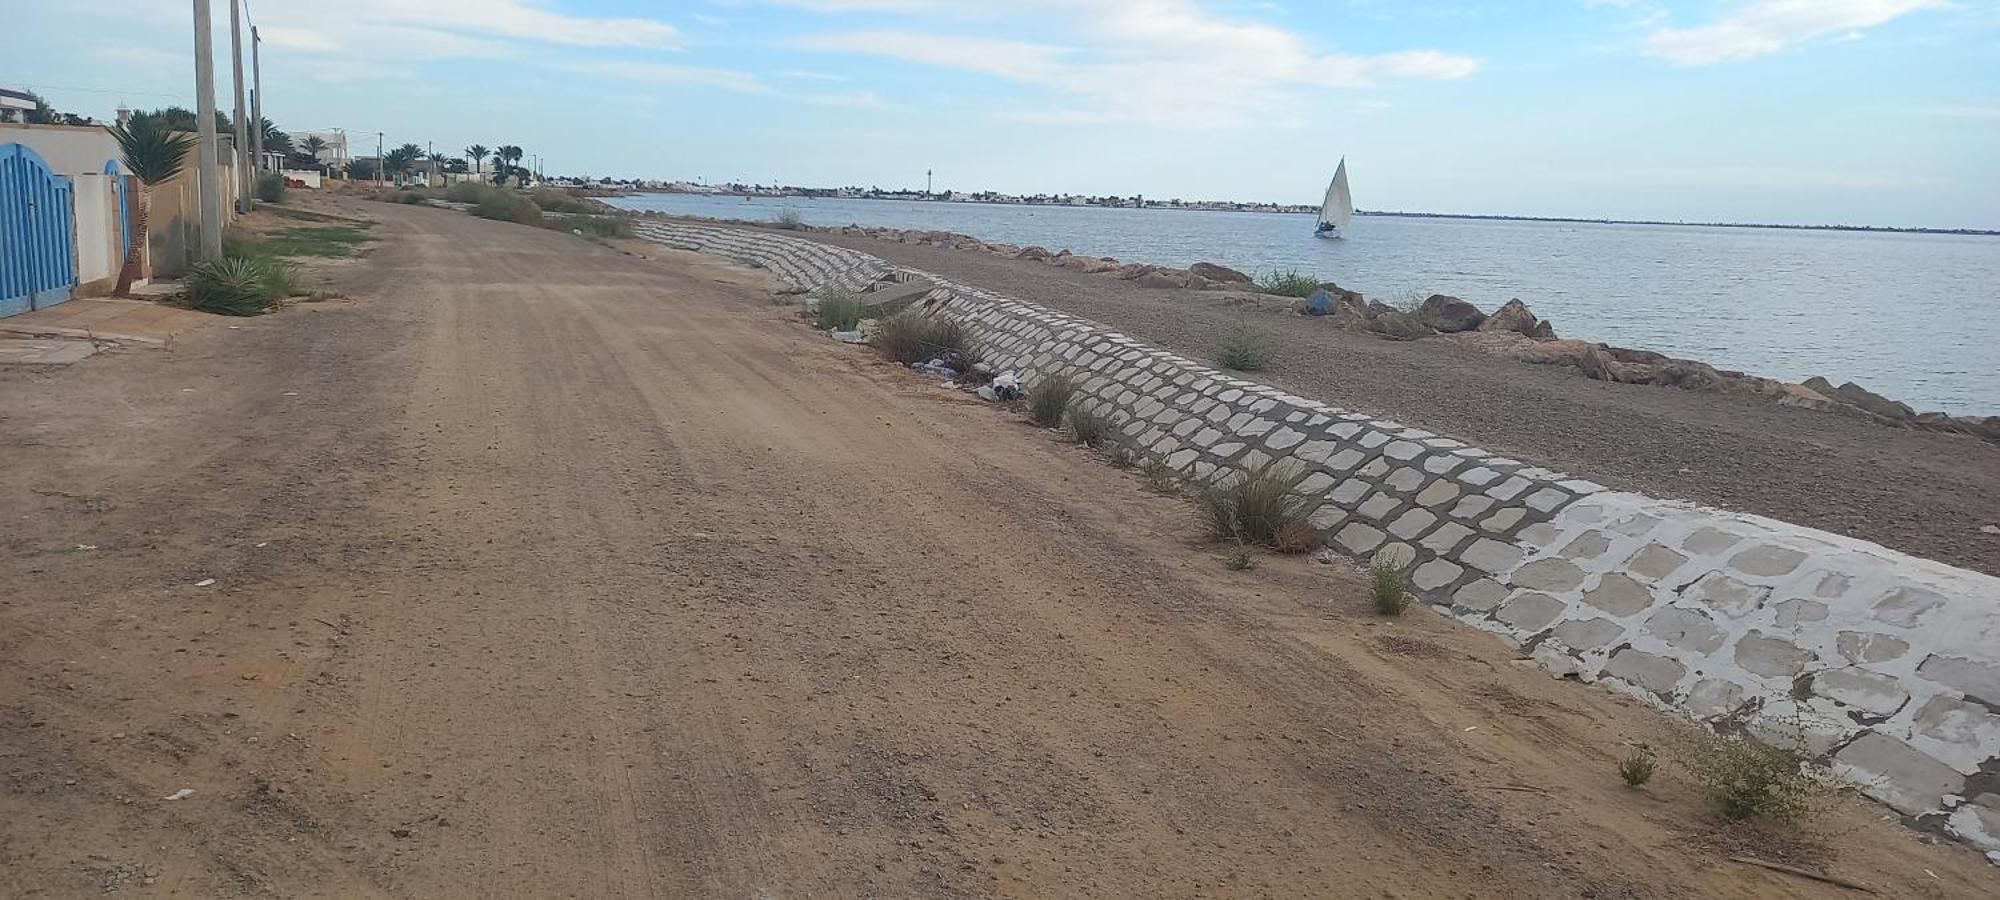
1065;406;1113;447
1225;544;1255;571
1140;459;1179;494
1618;751;1657;787
1369;551;1413;616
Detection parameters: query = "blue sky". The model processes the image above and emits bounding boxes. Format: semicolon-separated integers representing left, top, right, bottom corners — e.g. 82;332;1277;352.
11;0;1999;228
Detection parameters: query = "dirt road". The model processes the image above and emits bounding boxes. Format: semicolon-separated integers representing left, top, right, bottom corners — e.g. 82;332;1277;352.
2;198;1991;897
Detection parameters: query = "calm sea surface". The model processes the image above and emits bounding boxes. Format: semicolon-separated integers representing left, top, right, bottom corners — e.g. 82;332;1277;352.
606;193;2000;415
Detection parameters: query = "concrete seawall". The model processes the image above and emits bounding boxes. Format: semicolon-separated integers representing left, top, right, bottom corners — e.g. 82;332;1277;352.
635;219;2000;860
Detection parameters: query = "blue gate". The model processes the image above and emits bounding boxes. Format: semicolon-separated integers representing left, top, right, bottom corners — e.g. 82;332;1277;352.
0;143;77;317
105;158;132;262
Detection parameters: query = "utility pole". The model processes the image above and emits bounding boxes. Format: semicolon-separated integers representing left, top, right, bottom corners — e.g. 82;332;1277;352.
926;168;932;196
192;0;224;261
250;25;263;174
426;141;433;186
227;0;251;211
375;132;383;188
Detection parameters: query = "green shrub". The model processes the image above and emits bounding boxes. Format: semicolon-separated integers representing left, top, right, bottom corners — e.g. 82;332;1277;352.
872;313;967;365
1197;465;1309;546
187;257;280;315
1673;721;1829;824
530;188;599;214
253;173;286;203
1215;324;1273;371
774;209;805;230
445;180;499;204
1225;545;1255;570
814;291;864;331
554;214;633;238
1257;269;1319;298
474;191;544;225
390;190;426;205
1618;752;1657;787
1026;374;1078;428
1369;554;1412;616
1066;406;1113;447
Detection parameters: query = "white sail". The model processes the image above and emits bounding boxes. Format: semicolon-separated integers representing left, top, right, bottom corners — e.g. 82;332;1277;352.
1319;158;1353;231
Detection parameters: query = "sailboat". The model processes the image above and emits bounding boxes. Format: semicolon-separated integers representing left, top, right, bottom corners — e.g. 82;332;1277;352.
1314;158;1353;239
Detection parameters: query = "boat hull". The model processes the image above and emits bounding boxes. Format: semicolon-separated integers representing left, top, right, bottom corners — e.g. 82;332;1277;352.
1314;223;1343;239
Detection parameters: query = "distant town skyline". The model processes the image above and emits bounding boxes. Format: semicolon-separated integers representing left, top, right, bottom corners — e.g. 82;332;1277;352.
11;0;2000;230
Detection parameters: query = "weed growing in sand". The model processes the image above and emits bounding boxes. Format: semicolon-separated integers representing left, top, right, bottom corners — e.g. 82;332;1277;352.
873;313;968;365
1618;752;1658;787
1140;459;1179;494
1272;519;1320;555
1066;406;1113;447
1672;719;1833;825
1197;465;1309;547
1225;544;1255;570
1027;374;1079;428
773;208;805;229
814;290;864;331
1369;554;1412;616
1214;324;1273;371
1256;269;1319;298
1107;445;1137;469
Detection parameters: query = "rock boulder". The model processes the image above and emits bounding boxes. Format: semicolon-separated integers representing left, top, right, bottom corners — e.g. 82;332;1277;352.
1135;270;1190;289
1188;262;1254;285
1480;298;1544;337
1371;310;1435;341
1417;294;1486;333
1016;246;1051;261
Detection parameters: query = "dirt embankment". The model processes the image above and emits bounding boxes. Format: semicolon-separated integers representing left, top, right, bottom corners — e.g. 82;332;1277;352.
2;197;1992;897
773;226;2000;576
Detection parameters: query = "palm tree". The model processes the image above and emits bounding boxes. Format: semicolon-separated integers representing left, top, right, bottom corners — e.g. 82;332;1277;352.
258;118;293;157
466;144;488;179
109;119;196;296
299;135;329;172
495;145;524;185
384;143;423;185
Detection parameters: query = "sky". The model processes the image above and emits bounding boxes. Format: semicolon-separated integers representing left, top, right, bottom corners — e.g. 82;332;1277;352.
9;0;2000;228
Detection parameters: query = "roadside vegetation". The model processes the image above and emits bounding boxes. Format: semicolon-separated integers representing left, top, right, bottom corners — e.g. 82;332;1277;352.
1256;269;1319;297
813;290;864;331
1066;406;1112;447
254;173;286;204
1369;554;1413;615
186;256;295;316
1197;465;1310;548
1027;374;1079;428
225;224;374;260
873;312;971;366
1215;323;1274;371
1670;719;1834;825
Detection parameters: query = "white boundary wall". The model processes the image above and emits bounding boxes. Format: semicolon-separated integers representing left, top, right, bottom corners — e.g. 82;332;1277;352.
635;219;2000;860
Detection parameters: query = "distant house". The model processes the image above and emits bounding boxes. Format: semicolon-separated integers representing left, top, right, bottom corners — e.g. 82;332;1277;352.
0;87;37;121
290;129;350;167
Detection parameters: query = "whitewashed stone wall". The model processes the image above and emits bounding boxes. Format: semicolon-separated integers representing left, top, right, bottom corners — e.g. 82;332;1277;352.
638;220;2000;861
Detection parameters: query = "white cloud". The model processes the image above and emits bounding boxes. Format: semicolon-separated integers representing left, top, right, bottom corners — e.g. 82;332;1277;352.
559;60;904;110
1642;0;1946;65
250;0;680;62
789;0;1478;125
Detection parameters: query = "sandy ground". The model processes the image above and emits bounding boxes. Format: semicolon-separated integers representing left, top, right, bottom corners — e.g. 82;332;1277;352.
784;228;2000;577
2;197;1994;898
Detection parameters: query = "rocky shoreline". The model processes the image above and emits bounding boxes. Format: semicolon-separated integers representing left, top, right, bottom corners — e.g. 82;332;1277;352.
635;213;1999;443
